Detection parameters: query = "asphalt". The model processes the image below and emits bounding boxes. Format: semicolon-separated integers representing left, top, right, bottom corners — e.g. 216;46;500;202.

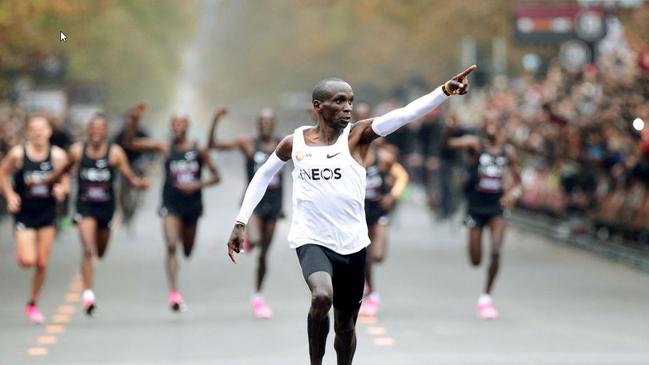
2;153;649;365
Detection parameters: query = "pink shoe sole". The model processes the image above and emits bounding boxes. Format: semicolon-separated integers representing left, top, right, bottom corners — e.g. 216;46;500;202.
477;303;499;320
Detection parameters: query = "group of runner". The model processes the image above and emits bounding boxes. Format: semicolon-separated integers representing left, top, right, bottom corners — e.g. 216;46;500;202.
2;65;524;364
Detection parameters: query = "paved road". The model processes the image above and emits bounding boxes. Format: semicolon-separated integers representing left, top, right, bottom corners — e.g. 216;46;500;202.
2;153;649;365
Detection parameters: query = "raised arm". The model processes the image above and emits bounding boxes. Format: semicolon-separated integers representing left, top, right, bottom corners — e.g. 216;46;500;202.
227;134;292;263
110;145;149;190
442;131;480;152
0;146;23;213
206;108;238;149
349;65;477;162
123;103;166;155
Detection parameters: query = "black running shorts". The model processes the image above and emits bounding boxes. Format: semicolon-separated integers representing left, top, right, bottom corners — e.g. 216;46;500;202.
75;201;115;229
14;204;56;231
464;205;504;229
253;190;284;221
365;201;389;227
159;203;202;226
296;244;367;310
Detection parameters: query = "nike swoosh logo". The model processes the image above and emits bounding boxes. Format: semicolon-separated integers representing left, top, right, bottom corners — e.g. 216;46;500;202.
326;152;341;159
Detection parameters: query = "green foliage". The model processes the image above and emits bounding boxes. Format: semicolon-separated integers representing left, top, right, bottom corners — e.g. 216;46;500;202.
0;0;199;111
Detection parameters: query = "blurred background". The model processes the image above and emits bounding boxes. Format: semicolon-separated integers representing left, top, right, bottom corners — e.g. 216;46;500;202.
2;1;649;364
2;0;649;249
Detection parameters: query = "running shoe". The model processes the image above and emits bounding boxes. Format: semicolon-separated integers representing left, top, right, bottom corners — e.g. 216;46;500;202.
25;305;44;324
83;290;96;317
477;296;498;320
250;296;272;319
359;293;380;317
168;291;187;313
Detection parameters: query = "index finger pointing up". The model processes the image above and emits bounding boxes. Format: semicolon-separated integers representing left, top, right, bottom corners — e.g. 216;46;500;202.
457;64;477;79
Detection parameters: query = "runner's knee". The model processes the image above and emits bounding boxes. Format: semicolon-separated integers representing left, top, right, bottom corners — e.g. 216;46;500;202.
334;314;355;336
36;258;48;271
311;291;333;313
167;244;177;256
18;256;36;268
82;246;94;260
490;251;500;264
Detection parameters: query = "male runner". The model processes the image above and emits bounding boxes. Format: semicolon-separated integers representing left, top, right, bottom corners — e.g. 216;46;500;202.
442;115;521;320
227;65;475;364
207;108;283;319
0;116;69;324
126;114;221;312
359;142;408;317
47;114;149;316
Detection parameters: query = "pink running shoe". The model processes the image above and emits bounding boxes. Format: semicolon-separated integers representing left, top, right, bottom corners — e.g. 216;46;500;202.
168;291;187;313
477;298;499;320
82;290;97;317
251;297;273;319
359;294;380;317
25;305;44;324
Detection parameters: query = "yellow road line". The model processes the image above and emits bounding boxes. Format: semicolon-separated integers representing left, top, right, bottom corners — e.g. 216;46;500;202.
37;336;58;345
26;347;48;356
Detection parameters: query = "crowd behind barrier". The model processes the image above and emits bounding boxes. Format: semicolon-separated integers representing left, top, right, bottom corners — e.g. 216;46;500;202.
2;43;649;247
381;43;649;246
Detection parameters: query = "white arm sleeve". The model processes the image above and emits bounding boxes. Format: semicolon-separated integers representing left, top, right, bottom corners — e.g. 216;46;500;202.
235;152;287;225
371;86;449;137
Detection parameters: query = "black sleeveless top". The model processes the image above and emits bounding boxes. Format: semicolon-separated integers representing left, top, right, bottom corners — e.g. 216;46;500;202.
14;145;56;212
163;143;202;208
78;144;115;204
246;137;282;191
365;151;390;203
465;143;508;209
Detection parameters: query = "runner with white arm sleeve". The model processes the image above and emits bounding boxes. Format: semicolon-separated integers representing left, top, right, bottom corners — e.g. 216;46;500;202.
227;65;476;365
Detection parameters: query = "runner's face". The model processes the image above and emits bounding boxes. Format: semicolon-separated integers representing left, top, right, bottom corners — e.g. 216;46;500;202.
26;117;52;146
315;81;353;130
171;117;188;140
87;118;108;145
484;119;498;141
378;146;395;171
258;117;275;139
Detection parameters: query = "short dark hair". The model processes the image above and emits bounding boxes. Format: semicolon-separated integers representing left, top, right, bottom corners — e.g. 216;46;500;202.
312;77;346;102
89;113;107;125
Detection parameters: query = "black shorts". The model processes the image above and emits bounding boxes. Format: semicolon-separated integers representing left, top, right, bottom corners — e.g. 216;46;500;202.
159;203;202;225
75;201;115;229
365;201;389;227
14;205;57;231
296;244;367;310
253;191;284;221
464;206;504;229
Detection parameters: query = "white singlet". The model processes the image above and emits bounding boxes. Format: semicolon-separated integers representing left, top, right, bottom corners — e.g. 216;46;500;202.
288;124;370;255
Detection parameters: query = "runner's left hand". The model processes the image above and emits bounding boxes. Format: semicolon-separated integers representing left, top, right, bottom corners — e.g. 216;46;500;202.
136;177;150;190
